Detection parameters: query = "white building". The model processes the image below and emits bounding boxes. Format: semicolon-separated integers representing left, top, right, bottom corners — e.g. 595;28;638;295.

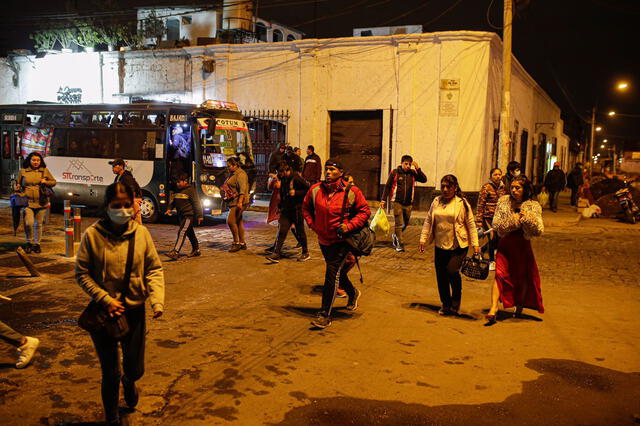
0;31;570;204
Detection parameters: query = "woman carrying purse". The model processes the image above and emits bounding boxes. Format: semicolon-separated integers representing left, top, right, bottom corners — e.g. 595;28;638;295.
15;152;56;253
75;182;165;426
419;175;480;316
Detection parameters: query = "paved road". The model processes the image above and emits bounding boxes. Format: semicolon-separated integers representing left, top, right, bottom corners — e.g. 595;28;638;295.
0;208;639;425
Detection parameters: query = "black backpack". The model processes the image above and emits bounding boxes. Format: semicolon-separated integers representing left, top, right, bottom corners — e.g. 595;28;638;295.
339;185;375;257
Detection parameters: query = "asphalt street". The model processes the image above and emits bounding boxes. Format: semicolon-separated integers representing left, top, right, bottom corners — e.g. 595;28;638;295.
0;202;639;425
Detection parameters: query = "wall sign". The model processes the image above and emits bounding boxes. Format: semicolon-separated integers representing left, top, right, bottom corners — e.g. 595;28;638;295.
439;78;460;117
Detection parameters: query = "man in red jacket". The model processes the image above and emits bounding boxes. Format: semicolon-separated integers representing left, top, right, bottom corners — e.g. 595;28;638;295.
302;159;371;329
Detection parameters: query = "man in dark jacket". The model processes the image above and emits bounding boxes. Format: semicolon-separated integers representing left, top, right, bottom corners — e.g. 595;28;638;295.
110;158;143;223
302;159;371;329
543;162;566;212
566;163;584;207
302;145;322;185
380;155;427;252
165;173;203;260
266;162;311;263
268;143;286;173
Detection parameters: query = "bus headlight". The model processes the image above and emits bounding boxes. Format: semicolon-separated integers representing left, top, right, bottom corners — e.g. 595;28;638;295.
201;184;221;198
202;198;212;207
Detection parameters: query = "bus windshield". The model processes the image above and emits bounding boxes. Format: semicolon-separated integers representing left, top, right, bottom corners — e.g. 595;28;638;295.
199;118;251;168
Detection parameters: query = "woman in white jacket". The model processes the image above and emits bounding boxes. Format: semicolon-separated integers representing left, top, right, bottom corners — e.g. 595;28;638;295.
419;175;480;315
76;182;165;426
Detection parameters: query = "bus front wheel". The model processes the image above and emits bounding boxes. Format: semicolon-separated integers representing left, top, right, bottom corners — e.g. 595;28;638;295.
140;193;159;223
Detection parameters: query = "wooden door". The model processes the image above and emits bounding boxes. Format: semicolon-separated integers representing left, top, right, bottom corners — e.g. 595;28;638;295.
329;110;382;200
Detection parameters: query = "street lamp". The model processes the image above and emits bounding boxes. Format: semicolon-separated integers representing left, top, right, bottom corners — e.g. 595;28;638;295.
595;126;602;131
608;111;616;116
617;82;629;91
600;144;605;148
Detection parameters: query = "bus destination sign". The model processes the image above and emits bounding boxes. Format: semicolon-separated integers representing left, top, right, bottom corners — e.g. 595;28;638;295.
169;114;188;122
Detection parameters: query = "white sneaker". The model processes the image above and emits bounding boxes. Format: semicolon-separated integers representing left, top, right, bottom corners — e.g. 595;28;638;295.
16;336;39;369
489;261;496;271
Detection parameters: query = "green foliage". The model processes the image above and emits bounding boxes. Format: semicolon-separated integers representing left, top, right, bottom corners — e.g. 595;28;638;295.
29;30;58;51
54;28;76;49
75;20;104;48
118;22;145;48
141;10;166;46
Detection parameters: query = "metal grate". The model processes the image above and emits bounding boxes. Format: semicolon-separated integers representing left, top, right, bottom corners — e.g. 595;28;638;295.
243;110;290;193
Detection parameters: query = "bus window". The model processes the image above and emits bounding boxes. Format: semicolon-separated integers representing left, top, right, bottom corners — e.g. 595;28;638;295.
49;129;69;156
91;111;116;127
117;130;160;160
20;127;55;158
169;124;192;179
65;129;115;159
70;111;91;127
2;132;10;159
27;111;68;127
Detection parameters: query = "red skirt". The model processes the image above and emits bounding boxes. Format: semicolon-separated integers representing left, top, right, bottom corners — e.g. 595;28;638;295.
495;230;544;313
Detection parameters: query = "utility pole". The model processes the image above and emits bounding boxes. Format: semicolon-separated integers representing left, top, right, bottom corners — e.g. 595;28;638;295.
498;0;513;171
589;106;596;172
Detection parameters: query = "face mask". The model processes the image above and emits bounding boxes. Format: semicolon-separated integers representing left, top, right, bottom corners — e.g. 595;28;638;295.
107;207;133;225
513;171;521;177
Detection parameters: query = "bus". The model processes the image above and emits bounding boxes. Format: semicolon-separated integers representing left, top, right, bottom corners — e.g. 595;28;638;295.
0;100;255;222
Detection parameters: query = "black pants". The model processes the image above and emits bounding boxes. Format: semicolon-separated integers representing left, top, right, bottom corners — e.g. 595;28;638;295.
274;207;307;254
173;215;198;253
549;191;560;212
434;246;467;310
480;217;499;262
570;187;579;206
90;306;146;423
320;242;356;316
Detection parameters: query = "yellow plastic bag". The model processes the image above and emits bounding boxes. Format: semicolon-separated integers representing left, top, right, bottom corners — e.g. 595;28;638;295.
370;207;390;235
537;191;549;209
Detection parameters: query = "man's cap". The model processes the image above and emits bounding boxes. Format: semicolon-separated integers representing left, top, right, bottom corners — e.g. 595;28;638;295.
325;158;344;170
109;158;125;167
553;161;561;167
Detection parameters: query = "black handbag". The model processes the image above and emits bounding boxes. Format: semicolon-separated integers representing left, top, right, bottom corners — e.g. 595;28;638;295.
339;185;375;257
78;231;136;339
38;170;54;205
461;253;490;280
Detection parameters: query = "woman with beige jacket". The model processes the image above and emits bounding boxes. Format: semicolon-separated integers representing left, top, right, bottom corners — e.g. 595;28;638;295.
15;152;56;253
76;182;164;425
419;175;480;316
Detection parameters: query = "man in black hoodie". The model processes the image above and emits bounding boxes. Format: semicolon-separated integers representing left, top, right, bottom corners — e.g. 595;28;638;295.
165;173;203;260
266;161;311;263
381;155;427;252
110;158;142;223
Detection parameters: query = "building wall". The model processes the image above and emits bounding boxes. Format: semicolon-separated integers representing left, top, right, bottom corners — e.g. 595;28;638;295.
0;31;564;193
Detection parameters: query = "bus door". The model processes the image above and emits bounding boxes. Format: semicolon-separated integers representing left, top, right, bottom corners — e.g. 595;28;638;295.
1;123;22;194
167;112;194;187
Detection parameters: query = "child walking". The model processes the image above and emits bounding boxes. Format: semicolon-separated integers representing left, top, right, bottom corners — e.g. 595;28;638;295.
166;174;203;260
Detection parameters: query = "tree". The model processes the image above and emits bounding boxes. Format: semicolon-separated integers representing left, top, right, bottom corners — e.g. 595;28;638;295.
141;10;166;46
54;28;76;50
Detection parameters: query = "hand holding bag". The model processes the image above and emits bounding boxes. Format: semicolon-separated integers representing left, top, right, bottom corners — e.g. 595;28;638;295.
370;207;390;236
461;253;490;280
78;231;136;339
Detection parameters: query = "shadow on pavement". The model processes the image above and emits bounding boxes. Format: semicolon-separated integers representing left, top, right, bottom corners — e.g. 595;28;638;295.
274;358;640;425
279;305;358;321
405;302;478;321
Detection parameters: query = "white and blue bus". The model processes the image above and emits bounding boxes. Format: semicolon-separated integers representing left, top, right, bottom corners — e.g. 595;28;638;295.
0;100;255;222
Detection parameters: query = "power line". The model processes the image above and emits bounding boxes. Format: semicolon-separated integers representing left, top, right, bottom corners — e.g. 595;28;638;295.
423;0;465;28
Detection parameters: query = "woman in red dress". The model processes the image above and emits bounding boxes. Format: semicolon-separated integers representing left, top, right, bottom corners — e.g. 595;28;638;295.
486;176;544;324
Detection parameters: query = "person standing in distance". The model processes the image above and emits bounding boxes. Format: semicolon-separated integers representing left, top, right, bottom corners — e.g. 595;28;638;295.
380;155;427;252
165;173;204;260
268;143;286;174
302;145;322;185
224;157;250;252
75;182;164;425
502;161;522;192
566;163;584;207
302;159;371;329
110;158;142;224
542;162;566;213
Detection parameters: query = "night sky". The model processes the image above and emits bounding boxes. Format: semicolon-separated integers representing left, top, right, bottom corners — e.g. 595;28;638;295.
3;0;639;148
